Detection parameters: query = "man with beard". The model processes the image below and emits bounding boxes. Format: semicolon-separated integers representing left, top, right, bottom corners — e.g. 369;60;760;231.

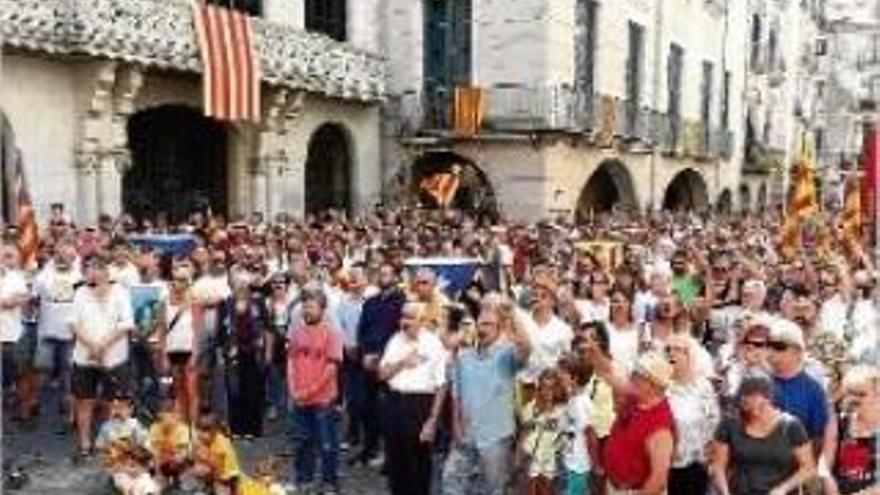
355;262;406;467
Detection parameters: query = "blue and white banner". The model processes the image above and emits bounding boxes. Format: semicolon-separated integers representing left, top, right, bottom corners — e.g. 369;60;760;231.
129;233;198;258
404;257;482;296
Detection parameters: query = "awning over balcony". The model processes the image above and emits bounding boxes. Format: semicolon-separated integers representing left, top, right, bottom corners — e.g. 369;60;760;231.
0;0;386;102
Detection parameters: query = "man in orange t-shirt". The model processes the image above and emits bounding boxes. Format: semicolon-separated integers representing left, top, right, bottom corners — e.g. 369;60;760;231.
287;286;343;493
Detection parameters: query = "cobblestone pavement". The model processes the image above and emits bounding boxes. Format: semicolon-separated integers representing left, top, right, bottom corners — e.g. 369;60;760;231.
2;395;388;494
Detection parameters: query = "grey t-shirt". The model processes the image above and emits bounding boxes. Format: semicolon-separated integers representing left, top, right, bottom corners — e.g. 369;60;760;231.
715;413;809;495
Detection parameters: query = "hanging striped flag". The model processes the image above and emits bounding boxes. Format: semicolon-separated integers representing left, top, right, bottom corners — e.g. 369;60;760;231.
843;174;862;246
453;86;485;137
861;124;880;227
191;0;261;122
780;133;819;258
12;149;38;270
419;168;461;208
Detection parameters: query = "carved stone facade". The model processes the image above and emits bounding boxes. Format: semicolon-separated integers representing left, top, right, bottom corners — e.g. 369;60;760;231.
1;0;385;223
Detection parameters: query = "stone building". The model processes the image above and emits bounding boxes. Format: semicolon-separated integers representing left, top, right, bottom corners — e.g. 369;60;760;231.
382;0;748;221
740;0;825;211
1;0;386;225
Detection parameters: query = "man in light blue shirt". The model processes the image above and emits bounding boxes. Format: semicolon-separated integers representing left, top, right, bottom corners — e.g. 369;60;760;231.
443;296;530;495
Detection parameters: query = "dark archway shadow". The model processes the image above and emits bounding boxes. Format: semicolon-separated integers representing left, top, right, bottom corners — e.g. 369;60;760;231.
305;123;353;215
757;183;768;212
410;151;497;217
126;105;228;223
717;189;733;214
662;169;709;212
739;184;752;213
575;159;637;222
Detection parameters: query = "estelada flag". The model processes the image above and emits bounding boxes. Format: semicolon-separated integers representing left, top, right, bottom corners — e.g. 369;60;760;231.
453;86;485;137
780;133;819;258
191;0;261;122
419;170;461;207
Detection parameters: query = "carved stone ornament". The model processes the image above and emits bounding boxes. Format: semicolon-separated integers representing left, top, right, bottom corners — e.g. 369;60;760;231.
0;0;387;102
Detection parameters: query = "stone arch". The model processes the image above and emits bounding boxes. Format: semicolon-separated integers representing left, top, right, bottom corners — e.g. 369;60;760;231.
662;168;709;211
125;104;229;223
410;151;497;216
739;184;752;213
575;159;638;221
716;188;733;214
304;123;354;215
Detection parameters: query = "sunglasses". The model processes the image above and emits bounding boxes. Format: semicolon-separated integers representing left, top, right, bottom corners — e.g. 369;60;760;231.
741;339;768;349
768;341;791;352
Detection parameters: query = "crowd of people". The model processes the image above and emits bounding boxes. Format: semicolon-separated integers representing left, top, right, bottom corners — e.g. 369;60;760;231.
1;202;880;495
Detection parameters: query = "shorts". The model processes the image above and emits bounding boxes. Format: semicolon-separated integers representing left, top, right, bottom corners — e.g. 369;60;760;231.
71;364;130;400
1;328;37;387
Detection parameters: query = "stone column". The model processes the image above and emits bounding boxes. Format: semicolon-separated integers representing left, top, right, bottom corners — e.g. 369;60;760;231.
250;158;269;217
75;152;100;224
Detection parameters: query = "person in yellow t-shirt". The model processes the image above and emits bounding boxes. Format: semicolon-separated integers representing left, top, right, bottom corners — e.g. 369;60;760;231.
192;412;241;495
148;399;192;490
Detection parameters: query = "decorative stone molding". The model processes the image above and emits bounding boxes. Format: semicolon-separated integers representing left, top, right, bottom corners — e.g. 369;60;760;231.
1;0;387;102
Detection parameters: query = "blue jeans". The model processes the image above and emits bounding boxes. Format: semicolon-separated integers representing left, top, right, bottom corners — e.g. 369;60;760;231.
290;404;339;486
442;437;514;495
265;361;287;413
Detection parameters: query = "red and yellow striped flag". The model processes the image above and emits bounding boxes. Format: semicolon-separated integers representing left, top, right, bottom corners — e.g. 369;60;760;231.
453;86;485;137
843;175;862;246
780;133;818;258
419;169;461;207
12;149;38;270
191;0;261;122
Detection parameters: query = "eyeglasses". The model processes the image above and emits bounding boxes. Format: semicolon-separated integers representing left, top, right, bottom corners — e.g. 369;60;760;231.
741;339;768;349
768;341;790;352
846;389;870;399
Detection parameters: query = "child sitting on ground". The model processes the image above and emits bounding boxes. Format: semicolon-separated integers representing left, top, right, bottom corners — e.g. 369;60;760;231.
110;443;160;495
95;394;153;494
191;411;242;495
148;398;192;491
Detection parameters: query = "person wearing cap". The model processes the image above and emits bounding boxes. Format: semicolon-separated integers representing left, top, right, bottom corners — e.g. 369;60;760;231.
592;350;676;495
712;371;816;495
71;253;135;459
767;318;835;463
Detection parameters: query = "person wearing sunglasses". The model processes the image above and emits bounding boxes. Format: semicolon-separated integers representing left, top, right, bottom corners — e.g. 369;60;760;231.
722;319;772;403
824;365;880;495
767;319;835;465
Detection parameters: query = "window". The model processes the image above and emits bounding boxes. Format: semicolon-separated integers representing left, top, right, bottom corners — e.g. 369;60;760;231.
751;14;762;70
305;0;347;42
626;21;645;128
667;43;684;143
768;27;778;69
423;0;472;127
701;61;714;141
207;0;262;16
575;0;599;97
721;71;731;129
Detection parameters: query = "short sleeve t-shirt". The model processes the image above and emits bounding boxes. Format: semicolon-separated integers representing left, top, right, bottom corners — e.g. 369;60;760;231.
0;269;28;343
773;371;830;440
287;321;343;406
518;311;573;384
34;267;81;340
715;413;809;495
72;284;135;368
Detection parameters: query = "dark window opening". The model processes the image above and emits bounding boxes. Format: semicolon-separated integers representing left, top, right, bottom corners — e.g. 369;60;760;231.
667;43;684;143
207;0;262;16
626;21;645;132
423;0;473;128
721;71;731;129
305;0;347;42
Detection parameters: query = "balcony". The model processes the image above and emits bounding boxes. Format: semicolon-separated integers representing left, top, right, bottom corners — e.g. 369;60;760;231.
0;0;386;101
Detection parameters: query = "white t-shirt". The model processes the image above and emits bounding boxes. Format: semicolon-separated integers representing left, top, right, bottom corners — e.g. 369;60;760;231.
192;273;231;339
0;269;28;343
607;322;640;374
380;329;447;394
71;284;135;368
575;298;610;324
564;387;594;474
164;301;195;353
109;262;140;290
818;294;848;341
34;266;82;340
518;309;574;384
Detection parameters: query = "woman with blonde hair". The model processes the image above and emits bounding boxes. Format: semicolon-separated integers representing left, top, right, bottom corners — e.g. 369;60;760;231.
665;333;720;493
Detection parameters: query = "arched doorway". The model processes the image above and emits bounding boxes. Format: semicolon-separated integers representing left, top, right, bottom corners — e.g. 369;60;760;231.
576;159;638;221
717;189;733;214
125;105;228;222
410;151;497;216
662;169;709;211
739;184;752;213
304;123;352;215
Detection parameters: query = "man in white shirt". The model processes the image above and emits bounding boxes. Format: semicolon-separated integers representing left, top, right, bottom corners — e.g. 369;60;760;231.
70;253;135;457
34;242;82;425
517;276;574;389
108;240;139;290
0;243;33;420
190;248;231;413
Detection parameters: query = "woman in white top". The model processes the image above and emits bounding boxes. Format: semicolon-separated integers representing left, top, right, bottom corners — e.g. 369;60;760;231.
161;265;202;423
607;289;640;374
378;302;447;495
665;333;720;494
